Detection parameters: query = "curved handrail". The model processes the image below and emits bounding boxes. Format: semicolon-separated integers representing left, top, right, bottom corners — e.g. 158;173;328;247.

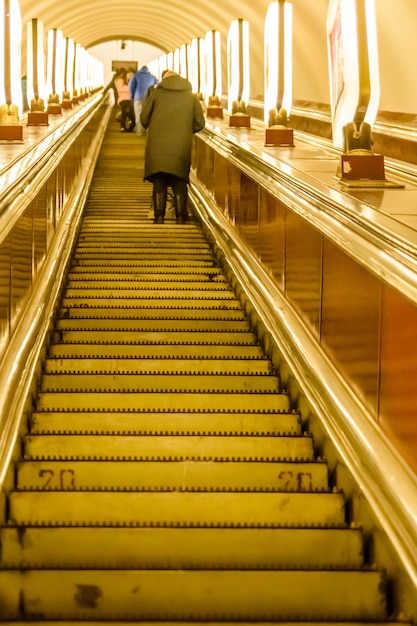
190;174;417;596
0;93;103;224
200;126;417;307
0;103;112;488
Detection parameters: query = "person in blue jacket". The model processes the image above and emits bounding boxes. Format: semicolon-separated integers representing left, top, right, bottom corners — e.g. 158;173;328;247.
128;66;158;135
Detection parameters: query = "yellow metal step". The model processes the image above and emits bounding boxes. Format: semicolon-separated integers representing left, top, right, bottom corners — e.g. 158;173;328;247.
43;357;272;375
30;411;300;434
40;373;280;393
56;330;258;345
34;390;291;413
16;459;327;490
0;569;387;621
9;491;345;525
48;343;266;359
55;318;251;332
60;296;242;309
23;433;312;460
0;525;363;569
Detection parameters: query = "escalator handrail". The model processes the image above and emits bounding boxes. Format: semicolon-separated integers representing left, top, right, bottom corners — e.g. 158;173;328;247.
200;126;417;307
0;105;112;489
190;174;417;592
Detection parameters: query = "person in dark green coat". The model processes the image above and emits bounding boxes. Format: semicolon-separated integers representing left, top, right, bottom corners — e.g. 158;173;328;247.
140;70;205;224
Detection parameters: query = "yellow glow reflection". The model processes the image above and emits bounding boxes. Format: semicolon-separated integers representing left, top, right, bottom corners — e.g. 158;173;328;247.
227;19;250;111
26;19;47;104
64;37;74;99
173;49;180;74
47;28;65;101
1;0;22;113
204;30;222;103
73;43;81;95
179;44;191;79
191;38;205;94
264;1;293;124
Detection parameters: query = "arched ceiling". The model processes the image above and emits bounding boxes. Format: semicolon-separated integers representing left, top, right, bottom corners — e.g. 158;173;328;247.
17;0;417;116
18;0;272;53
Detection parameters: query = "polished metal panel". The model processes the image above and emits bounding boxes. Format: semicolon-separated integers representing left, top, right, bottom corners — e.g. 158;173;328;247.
285;210;322;339
226;161;240;225
379;284;417;473
259;189;286;290
33;185;48;275
10;205;33;333
0;234;11;355
239;173;259;251
213;151;228;210
321;238;381;415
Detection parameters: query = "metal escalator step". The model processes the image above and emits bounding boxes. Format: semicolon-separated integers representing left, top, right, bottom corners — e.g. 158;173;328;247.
34;390;291;413
60;296;243;309
63;287;237;299
40;373;280;393
67;274;227;284
57;307;247;320
68;267;224;278
16;459;327;490
23;433;312;460
76;227;206;237
30;411;300;435
48;343;266;358
9;491;345;526
43;356;272;375
76;243;213;253
0;569;387;620
0;621;406;626
72;252;215;261
70;259;219;268
56;330;259;345
65;280;229;291
0;525;364;569
55;319;251;332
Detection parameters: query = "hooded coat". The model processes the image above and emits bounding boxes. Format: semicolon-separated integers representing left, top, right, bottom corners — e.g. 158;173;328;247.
140;73;205;182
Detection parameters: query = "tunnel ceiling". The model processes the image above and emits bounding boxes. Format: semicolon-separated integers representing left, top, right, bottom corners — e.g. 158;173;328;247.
18;0;272;53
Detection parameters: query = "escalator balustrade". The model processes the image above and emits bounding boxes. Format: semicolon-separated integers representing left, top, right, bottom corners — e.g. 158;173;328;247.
0;123;402;622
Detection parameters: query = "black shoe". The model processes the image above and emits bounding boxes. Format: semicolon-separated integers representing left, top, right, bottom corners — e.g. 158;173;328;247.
154;216;164;224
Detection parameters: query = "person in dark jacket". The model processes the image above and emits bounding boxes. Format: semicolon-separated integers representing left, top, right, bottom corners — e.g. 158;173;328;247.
140;70;205;224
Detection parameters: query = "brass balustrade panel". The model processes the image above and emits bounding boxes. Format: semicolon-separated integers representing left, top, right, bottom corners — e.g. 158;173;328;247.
193;135;417;475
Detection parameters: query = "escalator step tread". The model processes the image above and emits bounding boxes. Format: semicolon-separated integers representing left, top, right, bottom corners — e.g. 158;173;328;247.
0;525;365;569
0;569;388;621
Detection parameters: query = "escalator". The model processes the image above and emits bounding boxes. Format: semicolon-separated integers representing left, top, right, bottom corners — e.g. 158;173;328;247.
0;121;405;622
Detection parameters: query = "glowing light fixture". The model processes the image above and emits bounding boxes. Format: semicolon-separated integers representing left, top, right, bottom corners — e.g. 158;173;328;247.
327;0;380;148
179;44;191;79
264;0;293;124
26;18;47;106
173;48;180;74
0;0;22;115
227;18;250;112
63;37;74;100
191;38;205;95
47;28;65;102
73;42;81;98
166;52;174;71
204;30;222;104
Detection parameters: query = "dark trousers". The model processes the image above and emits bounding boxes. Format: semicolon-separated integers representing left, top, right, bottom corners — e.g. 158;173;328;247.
120;100;134;131
150;173;187;196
